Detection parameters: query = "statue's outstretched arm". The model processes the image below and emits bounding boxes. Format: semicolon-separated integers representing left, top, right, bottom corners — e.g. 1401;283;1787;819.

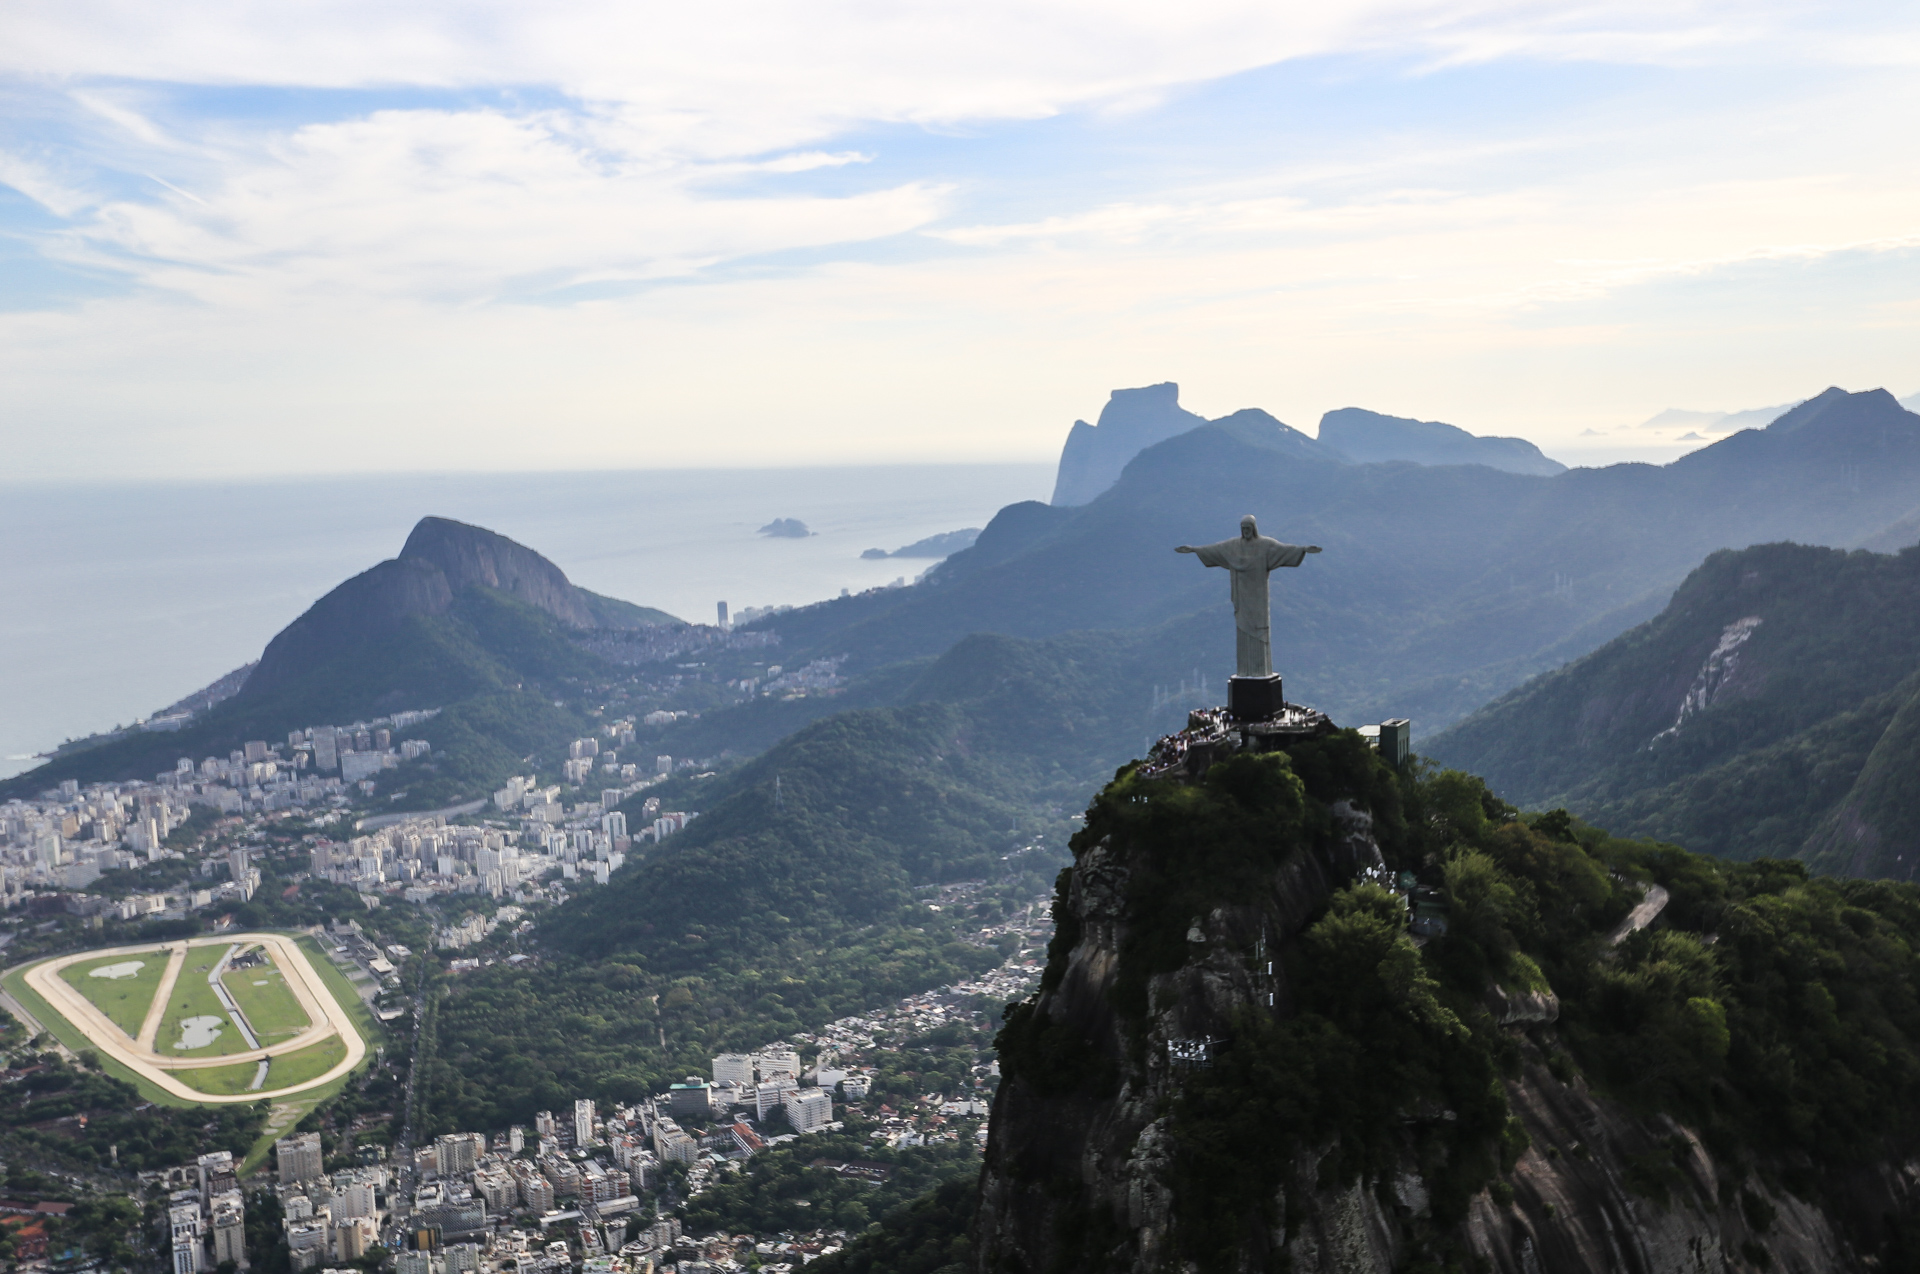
1307;546;1322;553
1175;545;1197;554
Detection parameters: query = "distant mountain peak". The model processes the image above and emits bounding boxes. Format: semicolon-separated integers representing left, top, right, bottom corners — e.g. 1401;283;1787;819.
1317;407;1566;476
1764;386;1910;434
1050;382;1207;506
243;517;676;701
402;516;593;626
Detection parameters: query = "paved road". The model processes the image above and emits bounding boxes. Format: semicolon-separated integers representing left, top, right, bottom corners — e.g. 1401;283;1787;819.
0;985;61;1054
1609;883;1671;946
357;799;487;832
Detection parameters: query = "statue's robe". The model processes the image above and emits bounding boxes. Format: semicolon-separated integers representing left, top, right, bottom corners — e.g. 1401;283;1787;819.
1190;534;1309;677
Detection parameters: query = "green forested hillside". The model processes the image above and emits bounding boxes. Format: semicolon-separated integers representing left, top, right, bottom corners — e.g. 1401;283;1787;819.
0;585;603;800
420;677;1093;1133
421;620;1304;1131
1427;542;1920;874
833;754;1920;1271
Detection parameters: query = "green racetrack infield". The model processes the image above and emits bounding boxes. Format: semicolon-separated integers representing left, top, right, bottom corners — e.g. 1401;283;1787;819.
159;946;251;1057
224;947;313;1045
174;1058;269;1096
58;949;169;1038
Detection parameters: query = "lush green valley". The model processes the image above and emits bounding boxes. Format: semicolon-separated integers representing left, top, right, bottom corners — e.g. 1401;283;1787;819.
419;692;1077;1135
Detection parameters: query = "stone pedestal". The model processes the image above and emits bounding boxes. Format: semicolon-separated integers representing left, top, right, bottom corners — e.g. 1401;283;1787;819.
1228;674;1283;722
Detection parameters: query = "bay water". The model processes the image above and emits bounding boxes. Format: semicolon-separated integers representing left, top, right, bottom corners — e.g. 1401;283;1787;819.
0;464;1052;778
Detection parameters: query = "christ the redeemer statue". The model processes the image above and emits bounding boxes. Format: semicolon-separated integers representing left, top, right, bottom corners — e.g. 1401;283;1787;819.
1177;516;1321;679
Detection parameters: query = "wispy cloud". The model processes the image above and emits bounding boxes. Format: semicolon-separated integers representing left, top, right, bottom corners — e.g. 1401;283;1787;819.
0;0;1917;477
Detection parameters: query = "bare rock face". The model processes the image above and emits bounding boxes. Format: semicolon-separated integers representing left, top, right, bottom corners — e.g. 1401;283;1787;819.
401;516;597;628
1467;1057;1874;1274
1485;984;1560;1026
1050;383;1207;507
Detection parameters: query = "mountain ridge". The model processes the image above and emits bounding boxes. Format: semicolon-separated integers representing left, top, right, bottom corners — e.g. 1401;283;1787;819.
1424;539;1920;875
1319;406;1566;475
762;386;1920;745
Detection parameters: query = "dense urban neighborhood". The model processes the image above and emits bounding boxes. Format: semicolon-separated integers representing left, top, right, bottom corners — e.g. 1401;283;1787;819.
0;715;1052;1274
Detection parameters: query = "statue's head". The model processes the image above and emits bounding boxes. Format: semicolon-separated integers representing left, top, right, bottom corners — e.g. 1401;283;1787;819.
1240;515;1257;540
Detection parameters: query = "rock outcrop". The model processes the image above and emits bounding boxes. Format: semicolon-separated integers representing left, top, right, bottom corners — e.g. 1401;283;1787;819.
973;733;1909;1273
401;516;597;627
242;516;671;699
1050;383;1207;507
975;781;1388;1271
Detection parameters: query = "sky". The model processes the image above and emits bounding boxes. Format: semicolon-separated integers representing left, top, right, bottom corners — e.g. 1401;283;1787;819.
3;0;1919;478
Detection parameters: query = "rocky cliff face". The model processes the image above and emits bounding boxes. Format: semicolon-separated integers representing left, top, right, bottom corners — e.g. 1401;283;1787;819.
401;516;598;628
1050;383;1207;507
974;732;1906;1273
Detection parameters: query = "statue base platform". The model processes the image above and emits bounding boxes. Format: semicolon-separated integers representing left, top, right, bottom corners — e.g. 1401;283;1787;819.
1137;698;1335;782
1228;675;1284;722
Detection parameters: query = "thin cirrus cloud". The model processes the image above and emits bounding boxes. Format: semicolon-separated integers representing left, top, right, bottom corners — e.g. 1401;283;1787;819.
54;108;940;304
0;0;1917;478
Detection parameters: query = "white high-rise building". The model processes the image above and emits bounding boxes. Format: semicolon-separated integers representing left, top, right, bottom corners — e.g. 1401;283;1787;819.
169;1203;204;1274
785;1088;833;1134
756;1049;801;1081
712;1053;754;1087
332;1179;377;1220
433;1132;482;1176
755;1077;799;1121
574;1098;596;1147
211;1195;247;1269
396;1250;438;1274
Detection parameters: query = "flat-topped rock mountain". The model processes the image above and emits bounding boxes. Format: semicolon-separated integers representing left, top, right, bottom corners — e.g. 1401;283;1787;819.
1048;383;1566;508
1051;383;1208;506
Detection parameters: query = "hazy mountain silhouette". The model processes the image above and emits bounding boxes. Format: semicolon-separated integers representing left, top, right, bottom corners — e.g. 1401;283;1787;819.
762;387;1920;738
1048;383;1563;506
1318;407;1565;475
1050;383;1208;506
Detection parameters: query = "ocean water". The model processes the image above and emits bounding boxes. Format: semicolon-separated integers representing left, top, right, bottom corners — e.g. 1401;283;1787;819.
0;464;1053;778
